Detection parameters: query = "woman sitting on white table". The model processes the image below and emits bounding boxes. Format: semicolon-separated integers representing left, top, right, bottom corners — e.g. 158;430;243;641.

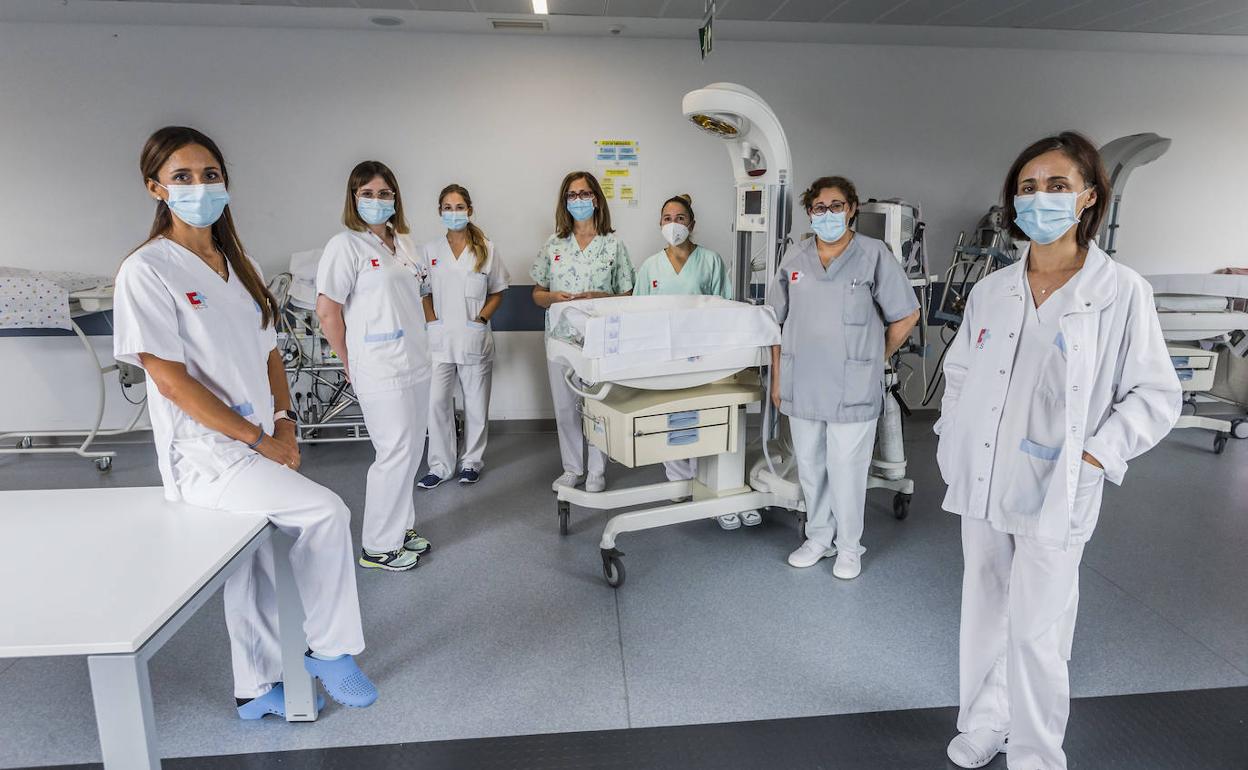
112;126;377;718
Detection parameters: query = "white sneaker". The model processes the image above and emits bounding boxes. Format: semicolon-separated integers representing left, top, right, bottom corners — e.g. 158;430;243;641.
716;513;741;530
946;729;1007;768
740;510;762;527
552;472;581;492
585;474;606;493
787;539;835;567
832;551;862;580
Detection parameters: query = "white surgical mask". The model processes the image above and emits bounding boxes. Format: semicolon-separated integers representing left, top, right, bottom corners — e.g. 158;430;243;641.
661;222;690;247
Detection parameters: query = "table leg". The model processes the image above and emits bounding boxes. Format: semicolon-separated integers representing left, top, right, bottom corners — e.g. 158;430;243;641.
271;528;317;722
88;654;160;770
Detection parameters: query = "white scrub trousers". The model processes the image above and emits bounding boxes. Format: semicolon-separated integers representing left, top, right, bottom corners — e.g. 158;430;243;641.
427;360;491;477
357;380;432;553
788;416;877;556
176;454;366;700
546;359;606;479
958;516;1084;770
663;459;695;482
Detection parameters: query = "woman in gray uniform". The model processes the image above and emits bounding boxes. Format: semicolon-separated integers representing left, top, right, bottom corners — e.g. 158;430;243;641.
768;175;920;579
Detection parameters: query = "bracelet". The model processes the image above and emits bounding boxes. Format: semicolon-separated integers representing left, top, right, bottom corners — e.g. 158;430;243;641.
247;426;266;449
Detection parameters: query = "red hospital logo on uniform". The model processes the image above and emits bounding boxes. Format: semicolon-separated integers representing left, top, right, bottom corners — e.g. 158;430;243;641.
553;253;561;262
651;279;659;289
790;271;803;283
431;258;438;267
369;258;381;268
185;291;206;308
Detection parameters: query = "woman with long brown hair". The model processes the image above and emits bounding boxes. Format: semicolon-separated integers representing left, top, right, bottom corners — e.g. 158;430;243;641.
530;171;634;493
417;184;510;489
112;126;377;717
316;160;433;572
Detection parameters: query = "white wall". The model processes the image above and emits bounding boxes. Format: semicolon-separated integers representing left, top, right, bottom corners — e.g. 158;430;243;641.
3;20;1247;427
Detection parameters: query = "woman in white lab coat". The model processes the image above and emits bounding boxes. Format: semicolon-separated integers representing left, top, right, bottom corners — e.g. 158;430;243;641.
113;126;377;717
531;171;635;493
418;184;510;488
316;161;433;572
936;132;1181;769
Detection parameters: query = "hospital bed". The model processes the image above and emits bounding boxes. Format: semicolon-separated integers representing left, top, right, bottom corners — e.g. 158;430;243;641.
1146;272;1248;453
0;267;146;470
548;294;917;588
268;250;371;443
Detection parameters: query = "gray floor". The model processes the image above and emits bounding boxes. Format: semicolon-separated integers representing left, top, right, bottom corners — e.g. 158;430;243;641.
1;417;1245;767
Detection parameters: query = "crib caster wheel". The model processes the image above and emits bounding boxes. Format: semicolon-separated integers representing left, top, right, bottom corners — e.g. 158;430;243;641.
94;456;113;472
601;548;625;588
1214;433;1229;454
1232;419;1248;440
17;436;32;449
893;492;911;520
557;500;570;537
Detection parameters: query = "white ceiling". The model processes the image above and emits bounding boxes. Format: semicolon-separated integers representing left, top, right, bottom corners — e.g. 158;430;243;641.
79;0;1248;35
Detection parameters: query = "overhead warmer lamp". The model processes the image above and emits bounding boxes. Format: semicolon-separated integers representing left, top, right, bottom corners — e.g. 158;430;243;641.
682;83;792;303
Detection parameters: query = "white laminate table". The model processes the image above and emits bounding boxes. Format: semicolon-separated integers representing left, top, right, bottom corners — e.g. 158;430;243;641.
0;486;318;769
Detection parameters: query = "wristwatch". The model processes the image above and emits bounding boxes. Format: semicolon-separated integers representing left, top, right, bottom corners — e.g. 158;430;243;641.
273;409;297;425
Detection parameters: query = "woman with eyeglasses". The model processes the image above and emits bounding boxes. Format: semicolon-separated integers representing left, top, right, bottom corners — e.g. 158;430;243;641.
632;193;745;528
937;133;1180;769
417;184;510;489
113;126;377;716
316;161;433;572
768;175;921;580
531;171;634;494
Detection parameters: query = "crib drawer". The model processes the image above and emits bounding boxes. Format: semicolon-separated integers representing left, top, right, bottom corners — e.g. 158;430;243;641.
633;424;730;464
633;407;730;436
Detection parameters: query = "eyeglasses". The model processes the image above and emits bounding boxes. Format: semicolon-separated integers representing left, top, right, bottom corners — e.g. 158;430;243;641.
565;191;595;202
809;201;848;216
661;214;691;225
358;190;396;201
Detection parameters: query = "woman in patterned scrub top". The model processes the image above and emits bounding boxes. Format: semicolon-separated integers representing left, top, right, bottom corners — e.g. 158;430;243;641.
531;171;634;495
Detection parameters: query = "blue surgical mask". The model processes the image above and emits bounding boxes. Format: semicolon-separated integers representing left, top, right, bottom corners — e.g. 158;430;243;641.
441;211;469;231
160;182;230;229
1013;190;1088;245
567;198;595;222
357;197;396;226
811;211;847;243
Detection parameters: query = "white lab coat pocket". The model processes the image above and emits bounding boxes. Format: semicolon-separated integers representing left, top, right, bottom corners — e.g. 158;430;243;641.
779;353;795;402
465;272;488;302
843;281;874;326
1003;438;1062;516
463;320;490;363
1069;460;1106;542
426;320;446;353
843;358;878;407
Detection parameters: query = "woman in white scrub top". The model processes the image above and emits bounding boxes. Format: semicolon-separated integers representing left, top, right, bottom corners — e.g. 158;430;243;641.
632;193;744;529
937;132;1181;770
113;126;378;717
418;184;510;488
768;176;921;580
316;161;433;573
531;171;635;494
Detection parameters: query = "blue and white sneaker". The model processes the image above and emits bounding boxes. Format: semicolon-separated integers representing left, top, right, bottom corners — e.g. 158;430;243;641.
417;473;444;490
303;652;378;708
236;682;325;720
358;547;419;571
458;467;480;484
403;528;431;554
